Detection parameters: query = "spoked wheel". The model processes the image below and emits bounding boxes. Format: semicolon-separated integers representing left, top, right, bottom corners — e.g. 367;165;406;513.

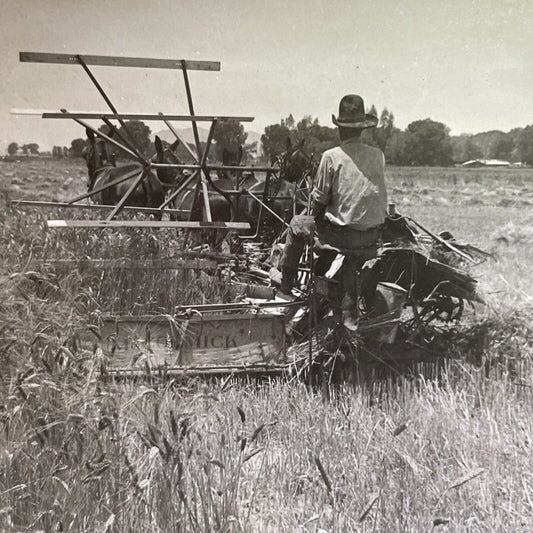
295;167;314;208
403;294;465;344
414;294;464;324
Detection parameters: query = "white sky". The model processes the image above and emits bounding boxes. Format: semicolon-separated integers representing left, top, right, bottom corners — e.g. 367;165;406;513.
1;0;532;151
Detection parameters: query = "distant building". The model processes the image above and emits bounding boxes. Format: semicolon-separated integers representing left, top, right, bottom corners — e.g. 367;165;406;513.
462;159;510;168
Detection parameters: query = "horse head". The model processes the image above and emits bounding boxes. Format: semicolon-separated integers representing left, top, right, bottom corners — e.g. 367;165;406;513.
154;136;181;185
217;142;244;188
84;128;114;191
278;137;312;184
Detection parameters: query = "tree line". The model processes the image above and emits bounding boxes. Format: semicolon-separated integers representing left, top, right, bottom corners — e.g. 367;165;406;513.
7;142;40;156
261;108;533;166
8;114;533;166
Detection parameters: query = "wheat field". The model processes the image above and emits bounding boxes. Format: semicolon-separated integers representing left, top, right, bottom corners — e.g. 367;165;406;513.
0;158;532;532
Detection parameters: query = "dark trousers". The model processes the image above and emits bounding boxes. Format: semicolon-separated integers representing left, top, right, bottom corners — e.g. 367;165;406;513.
281;218;380;310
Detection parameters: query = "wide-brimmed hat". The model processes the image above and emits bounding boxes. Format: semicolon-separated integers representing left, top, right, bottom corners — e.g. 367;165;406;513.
332;94;378;129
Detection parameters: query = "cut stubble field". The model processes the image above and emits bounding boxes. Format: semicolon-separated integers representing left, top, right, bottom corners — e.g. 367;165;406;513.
0;159;532;532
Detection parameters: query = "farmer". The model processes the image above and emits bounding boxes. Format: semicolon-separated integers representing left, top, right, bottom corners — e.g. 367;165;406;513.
279;94;388;330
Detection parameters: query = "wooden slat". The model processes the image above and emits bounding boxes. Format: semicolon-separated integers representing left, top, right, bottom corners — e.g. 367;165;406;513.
20;51;220;71
174;300;304;312
47;220;251;230
207;165;276;172
43;258;218;271
101;364;288;380
13;200;188;216
41;112;254;122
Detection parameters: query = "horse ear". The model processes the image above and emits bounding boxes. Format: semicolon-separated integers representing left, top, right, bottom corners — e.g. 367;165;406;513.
155;136;163;158
170;138;180;151
86;128;95;143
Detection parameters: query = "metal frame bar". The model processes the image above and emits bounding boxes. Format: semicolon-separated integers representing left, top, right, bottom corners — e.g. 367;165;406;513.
76;55;147;162
198;120;217;221
151;164;276;172
62;109;146;164
244;189;289;227
159;170;199;210
67;167;142;204
100;117;145;161
180;60;210;222
406;217;477;264
158;112;199;162
106;168;148;220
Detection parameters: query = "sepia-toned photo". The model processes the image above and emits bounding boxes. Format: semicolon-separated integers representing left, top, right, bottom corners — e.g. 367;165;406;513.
1;1;532;530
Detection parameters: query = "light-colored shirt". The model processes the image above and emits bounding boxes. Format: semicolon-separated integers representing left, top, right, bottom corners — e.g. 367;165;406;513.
311;138;387;230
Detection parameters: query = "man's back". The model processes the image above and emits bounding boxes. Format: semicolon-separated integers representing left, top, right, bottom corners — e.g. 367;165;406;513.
312;138;387;230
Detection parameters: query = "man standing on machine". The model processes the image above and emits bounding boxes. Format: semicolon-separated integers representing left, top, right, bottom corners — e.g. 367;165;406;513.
279;94;388;330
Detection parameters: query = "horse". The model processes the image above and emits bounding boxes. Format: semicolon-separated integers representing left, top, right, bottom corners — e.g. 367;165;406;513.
167;138;314;244
237;138;314;239
82;129;179;208
169;146;244;222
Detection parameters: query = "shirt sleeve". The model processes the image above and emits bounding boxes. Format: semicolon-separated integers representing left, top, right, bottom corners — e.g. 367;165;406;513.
311;152;332;205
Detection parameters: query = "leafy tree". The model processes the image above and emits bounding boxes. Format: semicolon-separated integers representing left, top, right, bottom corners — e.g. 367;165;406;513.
212;119;247;160
261;123;292;161
450;135;468;163
384;130;408;165
93;121;152;158
367;104;378;119
489;135;514;160
295;115;317;137
378;108;396;152
8;142;18;155
118;120;152;156
70;138;88;158
243;141;259;162
362;107;397;152
464;137;483;161
282;114;295;129
262;115;338;161
20;143;39;155
402;119;453;166
296;123;338;157
508;127;523;162
516;125;533;165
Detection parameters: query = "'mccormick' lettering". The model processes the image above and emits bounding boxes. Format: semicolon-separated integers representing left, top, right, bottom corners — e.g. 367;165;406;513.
196;335;238;349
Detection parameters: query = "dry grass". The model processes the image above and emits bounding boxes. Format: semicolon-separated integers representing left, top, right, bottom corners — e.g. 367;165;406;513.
0;159;532;531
